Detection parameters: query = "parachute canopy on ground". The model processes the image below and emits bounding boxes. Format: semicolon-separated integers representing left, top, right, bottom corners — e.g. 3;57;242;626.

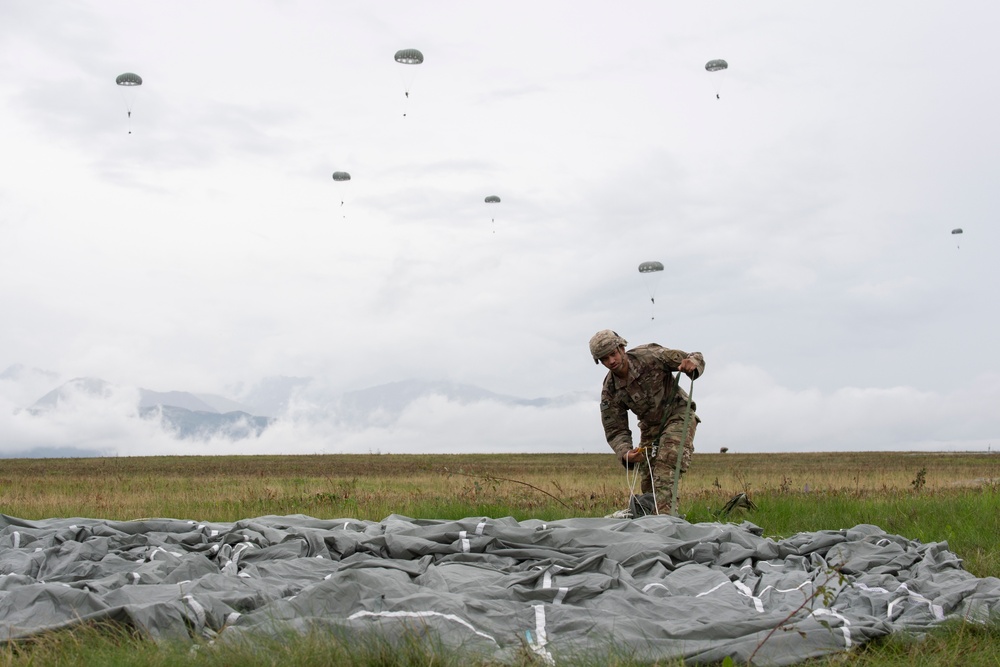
2;513;996;665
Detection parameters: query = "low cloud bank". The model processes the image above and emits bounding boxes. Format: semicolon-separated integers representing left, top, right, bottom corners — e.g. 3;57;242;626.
697;364;999;453
1;365;996;457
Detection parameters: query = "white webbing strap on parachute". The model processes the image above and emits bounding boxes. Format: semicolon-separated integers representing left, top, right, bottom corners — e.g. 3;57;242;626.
810;609;853;649
220;541;255;576
886;583;945;622
347;609;499;646
541;565;569;605
526;605;556;665
182;595;208;634
729;581;765;613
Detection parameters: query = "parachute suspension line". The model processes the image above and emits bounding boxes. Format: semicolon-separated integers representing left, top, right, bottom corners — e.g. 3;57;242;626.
118;92;134;134
394;48;423;118
622;447;656;514
644;446;658;515
484;195;501;235
638;261;664;321
669;373;696;517
624;454;642;506
705;59;728;100
116;72;142;135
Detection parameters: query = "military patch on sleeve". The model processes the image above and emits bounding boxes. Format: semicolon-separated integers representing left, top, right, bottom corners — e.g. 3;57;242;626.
600;400;611;411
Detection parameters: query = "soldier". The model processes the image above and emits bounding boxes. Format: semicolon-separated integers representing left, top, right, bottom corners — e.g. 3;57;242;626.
589;329;705;517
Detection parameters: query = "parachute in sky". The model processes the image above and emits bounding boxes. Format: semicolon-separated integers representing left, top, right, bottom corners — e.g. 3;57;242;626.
485;195;500;233
394;49;424;65
705;59;728;99
638;261;664;319
952;227;963;249
115;72;142;134
394;49;424;116
332;171;351;214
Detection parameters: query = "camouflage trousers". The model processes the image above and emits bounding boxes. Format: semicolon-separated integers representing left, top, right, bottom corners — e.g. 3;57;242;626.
635;413;698;515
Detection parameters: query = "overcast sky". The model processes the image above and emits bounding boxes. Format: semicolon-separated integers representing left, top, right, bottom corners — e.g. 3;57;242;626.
1;1;997;456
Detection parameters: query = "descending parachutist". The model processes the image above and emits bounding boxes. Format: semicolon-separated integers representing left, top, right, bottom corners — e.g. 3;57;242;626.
716;94;720;99
405;91;409;98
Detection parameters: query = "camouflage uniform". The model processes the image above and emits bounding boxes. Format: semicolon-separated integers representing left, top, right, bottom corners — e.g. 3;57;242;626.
599;344;705;515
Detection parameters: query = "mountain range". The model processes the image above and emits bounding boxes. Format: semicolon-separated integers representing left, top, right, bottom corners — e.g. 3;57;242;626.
1;364;591;457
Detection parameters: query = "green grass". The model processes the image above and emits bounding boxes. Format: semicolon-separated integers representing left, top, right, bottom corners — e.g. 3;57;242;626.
5;618;999;667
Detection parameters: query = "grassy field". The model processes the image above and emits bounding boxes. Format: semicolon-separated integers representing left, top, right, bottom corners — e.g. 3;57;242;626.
1;451;998;665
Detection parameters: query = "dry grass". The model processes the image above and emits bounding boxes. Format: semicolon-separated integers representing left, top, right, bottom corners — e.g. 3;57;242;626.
1;451;997;523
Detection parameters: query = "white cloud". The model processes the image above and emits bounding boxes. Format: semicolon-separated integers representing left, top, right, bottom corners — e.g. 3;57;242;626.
1;2;997;455
698;364;1000;452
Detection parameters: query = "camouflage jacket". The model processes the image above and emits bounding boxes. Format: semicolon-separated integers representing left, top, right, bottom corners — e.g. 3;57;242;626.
599;344;705;461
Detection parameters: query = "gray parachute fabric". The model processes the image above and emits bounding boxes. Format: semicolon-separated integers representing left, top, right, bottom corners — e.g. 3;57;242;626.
1;514;998;665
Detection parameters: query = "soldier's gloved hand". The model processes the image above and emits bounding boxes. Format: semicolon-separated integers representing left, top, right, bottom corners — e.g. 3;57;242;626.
679;358;699;379
623;447;645;464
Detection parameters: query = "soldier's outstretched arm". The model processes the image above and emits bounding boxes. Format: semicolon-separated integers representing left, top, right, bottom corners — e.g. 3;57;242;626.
653;347;704;379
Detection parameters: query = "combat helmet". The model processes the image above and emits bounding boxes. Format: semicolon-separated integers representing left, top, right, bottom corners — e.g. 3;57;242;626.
589;330;627;364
